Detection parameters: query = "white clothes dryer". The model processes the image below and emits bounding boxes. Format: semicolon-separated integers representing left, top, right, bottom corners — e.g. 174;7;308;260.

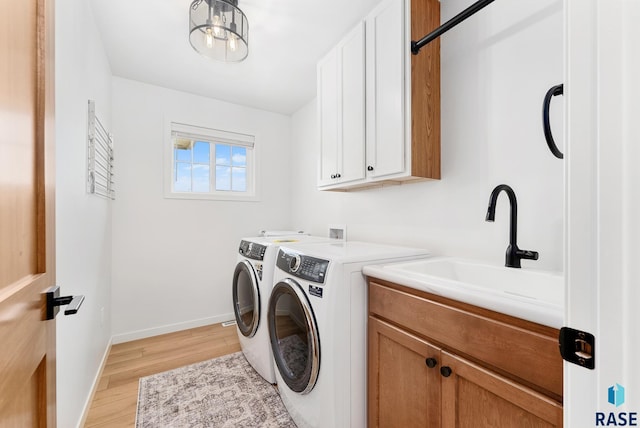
268;241;430;428
232;234;332;384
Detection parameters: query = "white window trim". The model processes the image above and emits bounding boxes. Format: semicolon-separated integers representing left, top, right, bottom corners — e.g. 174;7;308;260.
164;120;261;202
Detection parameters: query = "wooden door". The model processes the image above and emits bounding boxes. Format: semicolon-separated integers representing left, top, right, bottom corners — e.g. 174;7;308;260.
368;317;441;427
0;0;57;426
440;351;562;428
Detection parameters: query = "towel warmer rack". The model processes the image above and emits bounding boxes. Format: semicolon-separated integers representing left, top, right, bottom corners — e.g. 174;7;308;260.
87;100;115;199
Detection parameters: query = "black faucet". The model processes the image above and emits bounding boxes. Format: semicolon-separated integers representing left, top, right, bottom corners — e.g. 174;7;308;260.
485;184;539;268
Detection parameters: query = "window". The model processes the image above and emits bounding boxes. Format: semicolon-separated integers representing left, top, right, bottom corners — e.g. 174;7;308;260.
166;122;257;201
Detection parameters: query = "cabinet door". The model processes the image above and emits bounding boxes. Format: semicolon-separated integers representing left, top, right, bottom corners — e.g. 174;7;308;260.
368;317;441;427
440;351;563;428
338;22;366;184
366;0;406;178
318;49;339;186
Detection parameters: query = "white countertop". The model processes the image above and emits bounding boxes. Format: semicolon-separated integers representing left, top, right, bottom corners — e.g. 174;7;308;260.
363;257;564;329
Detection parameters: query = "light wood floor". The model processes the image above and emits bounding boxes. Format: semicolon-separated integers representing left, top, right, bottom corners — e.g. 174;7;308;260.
84;323;241;427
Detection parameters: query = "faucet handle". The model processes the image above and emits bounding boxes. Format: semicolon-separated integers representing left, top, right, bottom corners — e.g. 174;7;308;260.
518;249;539;261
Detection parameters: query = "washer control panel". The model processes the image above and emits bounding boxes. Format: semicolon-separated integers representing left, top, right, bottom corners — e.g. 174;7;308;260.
277;249;329;284
239;240;267;261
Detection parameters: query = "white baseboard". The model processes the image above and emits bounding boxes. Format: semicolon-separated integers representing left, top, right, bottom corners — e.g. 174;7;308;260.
77;338;112;428
111;313;235;344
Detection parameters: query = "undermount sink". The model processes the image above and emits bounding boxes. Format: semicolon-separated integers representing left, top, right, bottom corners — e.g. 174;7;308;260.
362;257;564;328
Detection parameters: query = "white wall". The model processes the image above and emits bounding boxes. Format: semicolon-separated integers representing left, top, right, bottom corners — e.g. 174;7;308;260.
291;0;564;272
111;78;292;342
55;1;113;427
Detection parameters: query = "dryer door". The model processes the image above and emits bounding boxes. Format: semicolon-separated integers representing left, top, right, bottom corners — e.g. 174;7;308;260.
268;278;320;395
233;260;260;337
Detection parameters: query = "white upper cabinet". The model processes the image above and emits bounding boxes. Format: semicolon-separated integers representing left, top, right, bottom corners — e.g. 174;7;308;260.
317;22;366;188
366;0;406;179
317;0;441;191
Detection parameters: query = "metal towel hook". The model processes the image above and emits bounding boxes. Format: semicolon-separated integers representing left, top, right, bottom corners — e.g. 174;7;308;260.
542;84;564;159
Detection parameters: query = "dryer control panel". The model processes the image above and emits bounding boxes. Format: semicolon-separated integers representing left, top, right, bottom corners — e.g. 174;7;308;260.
239;240;267;261
277;249;329;284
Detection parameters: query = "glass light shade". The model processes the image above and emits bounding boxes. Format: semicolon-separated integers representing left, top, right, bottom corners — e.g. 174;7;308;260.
189;0;249;62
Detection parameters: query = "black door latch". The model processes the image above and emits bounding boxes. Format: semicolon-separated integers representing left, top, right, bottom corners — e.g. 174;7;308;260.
559;326;595;370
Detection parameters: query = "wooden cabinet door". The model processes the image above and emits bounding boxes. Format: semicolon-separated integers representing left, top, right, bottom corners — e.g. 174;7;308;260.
440;351;563;428
368;317;441;428
0;0;57;426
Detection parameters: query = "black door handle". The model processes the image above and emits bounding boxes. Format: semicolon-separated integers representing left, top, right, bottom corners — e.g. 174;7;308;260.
425;357;438;368
440;366;453;377
45;285;85;320
542;84;564;159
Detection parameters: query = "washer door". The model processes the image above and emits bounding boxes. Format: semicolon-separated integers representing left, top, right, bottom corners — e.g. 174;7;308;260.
268;278;320;394
232;260;260;338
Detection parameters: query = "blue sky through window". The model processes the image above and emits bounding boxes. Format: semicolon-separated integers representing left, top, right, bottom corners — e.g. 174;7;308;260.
173;139;248;194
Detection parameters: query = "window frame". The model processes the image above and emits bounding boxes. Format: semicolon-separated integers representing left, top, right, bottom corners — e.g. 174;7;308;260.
164;121;260;201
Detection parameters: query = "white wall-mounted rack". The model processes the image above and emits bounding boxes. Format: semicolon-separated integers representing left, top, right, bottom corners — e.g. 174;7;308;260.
87;100;114;199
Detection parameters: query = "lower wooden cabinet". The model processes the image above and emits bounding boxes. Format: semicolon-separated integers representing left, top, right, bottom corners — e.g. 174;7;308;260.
367;279;563;428
440;350;562;428
369;317;442;427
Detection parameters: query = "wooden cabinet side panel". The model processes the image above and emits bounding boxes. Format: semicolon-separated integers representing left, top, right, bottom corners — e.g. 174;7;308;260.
369;281;562;398
368;316;441;428
411;0;441;179
441;351;563;428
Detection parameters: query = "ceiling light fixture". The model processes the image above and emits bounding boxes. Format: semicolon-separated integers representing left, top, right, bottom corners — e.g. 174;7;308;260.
189;0;249;62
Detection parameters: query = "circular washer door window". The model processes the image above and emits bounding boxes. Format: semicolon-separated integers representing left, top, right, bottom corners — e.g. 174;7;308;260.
268;278;320;394
232;260;260;337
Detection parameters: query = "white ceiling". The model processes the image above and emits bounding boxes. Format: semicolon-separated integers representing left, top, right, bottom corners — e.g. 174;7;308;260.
90;0;382;115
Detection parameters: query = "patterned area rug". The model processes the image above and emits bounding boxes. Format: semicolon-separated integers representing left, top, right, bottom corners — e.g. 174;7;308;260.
136;352;297;427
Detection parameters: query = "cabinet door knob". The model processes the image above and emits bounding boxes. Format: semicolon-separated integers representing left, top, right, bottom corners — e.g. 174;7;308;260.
367;165;374;171
331;174;336;179
336;173;341;178
440;366;453;377
425;357;438;368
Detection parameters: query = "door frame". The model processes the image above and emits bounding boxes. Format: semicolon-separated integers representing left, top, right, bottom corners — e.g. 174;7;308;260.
565;0;640;425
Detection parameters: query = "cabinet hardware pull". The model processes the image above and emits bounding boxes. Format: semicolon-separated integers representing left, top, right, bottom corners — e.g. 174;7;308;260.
440;366;452;377
336;173;341;178
542;83;564;159
331;174;336;179
425;357;438;368
367;165;374;171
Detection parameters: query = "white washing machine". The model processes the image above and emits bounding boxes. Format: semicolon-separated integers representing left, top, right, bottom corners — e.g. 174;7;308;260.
267;241;430;428
232;233;333;384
